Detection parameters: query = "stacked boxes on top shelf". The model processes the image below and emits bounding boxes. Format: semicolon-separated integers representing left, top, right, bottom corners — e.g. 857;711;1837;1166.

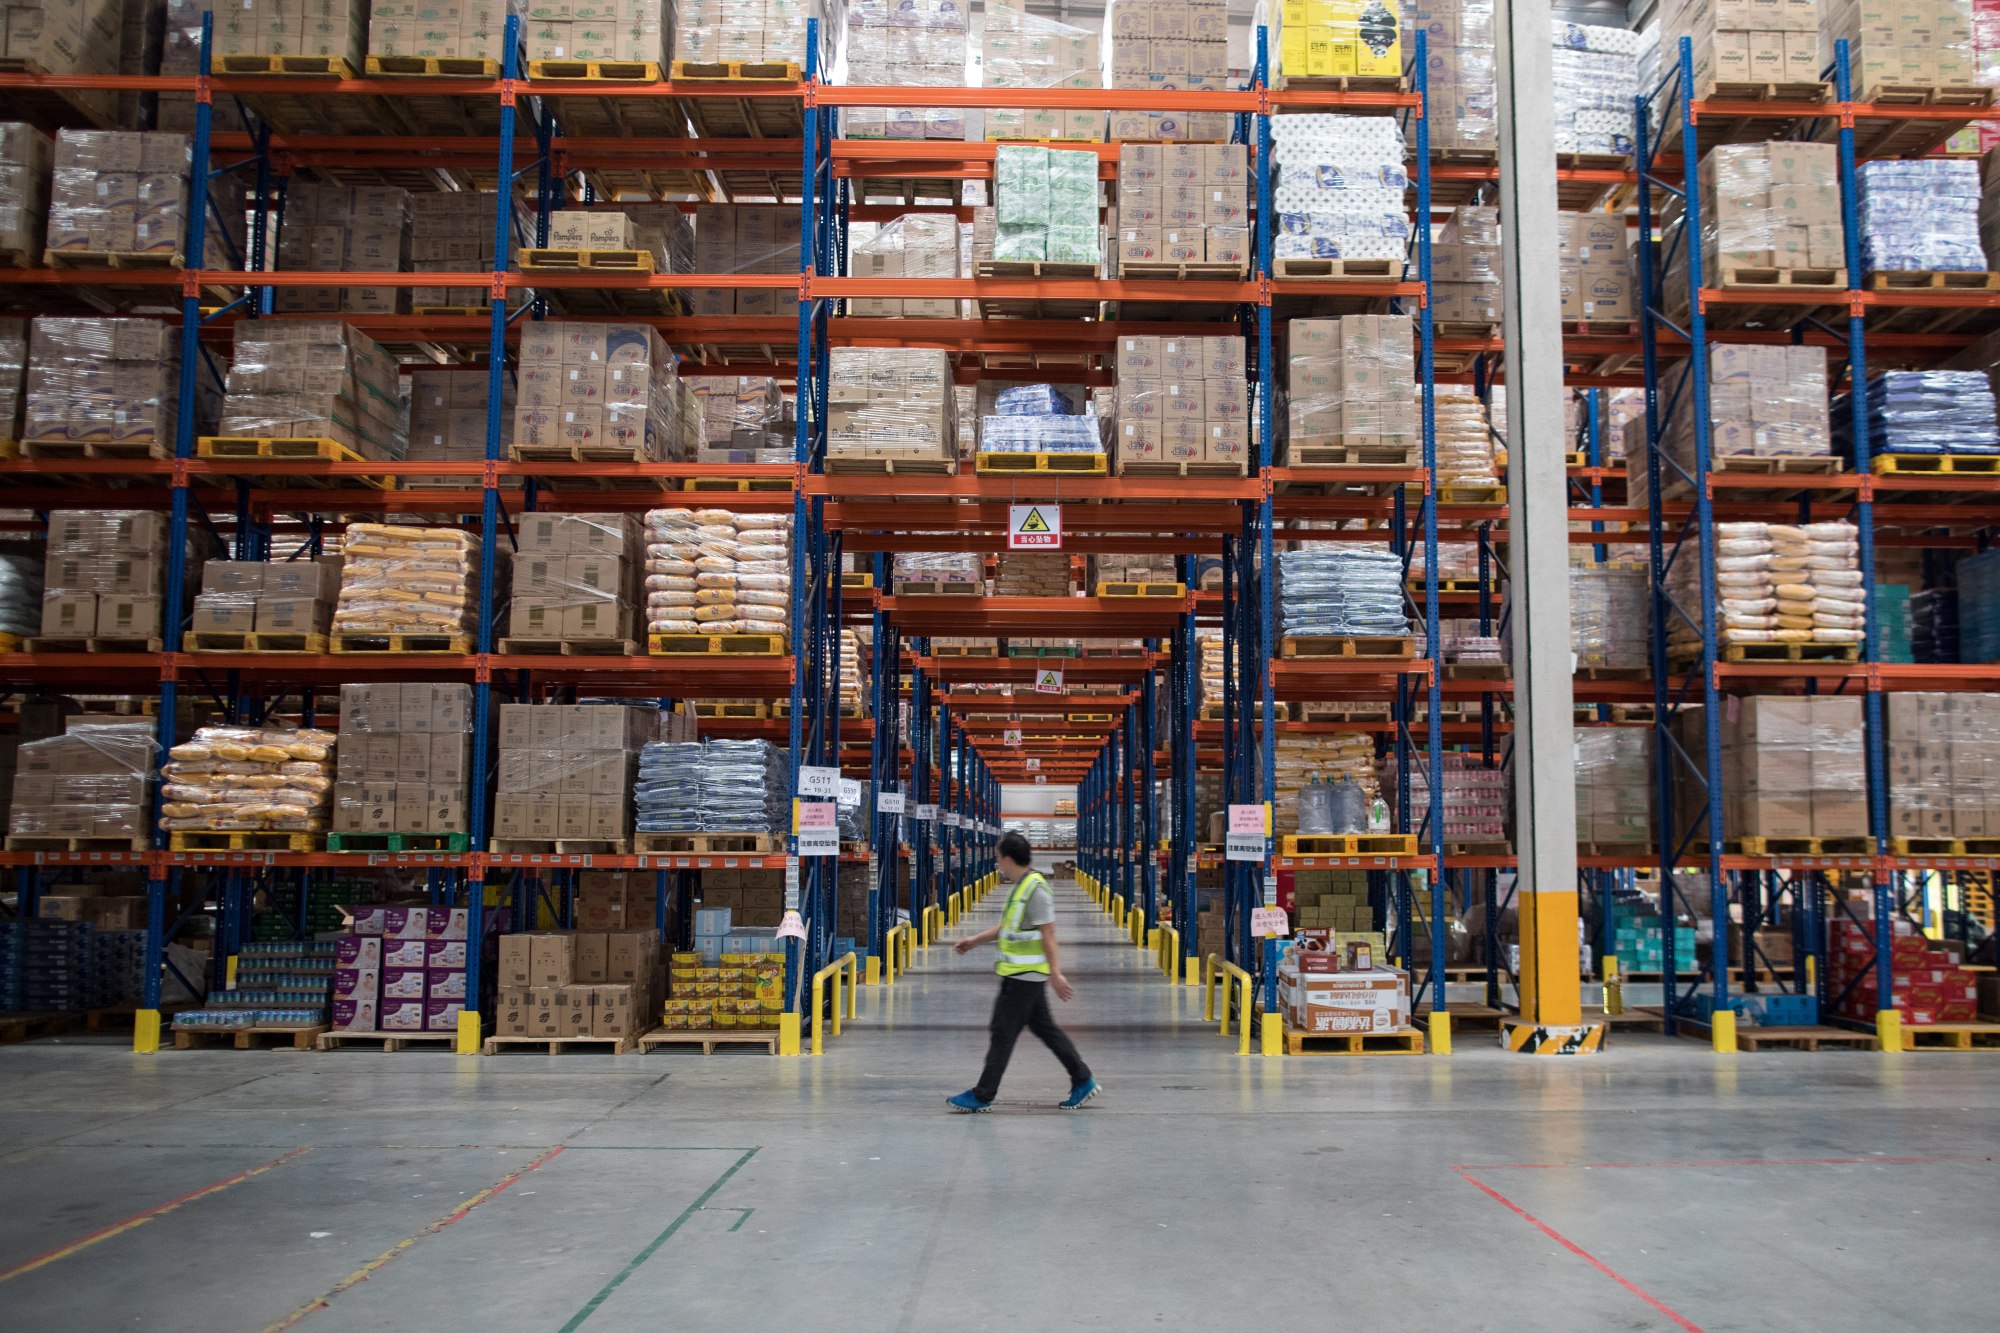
1569;561;1649;670
497;930;663;1039
1106;0;1231;140
849;216;960;316
1284;315;1417;464
1885;693;2000;843
493;703;667;847
1551;21;1637;156
24;318;198;454
671;0;834;69
992;552;1071;598
7;720;154;849
508;512;642;645
1659;0;1822;98
826;348;956;465
1632;345;1834;506
217;322;405;458
1113;333;1247;472
212;0;366;69
158;723;338;840
981;0;1103;141
331;684;474;841
1265;0;1401;84
273;183;412;314
514;321;695;460
1384;751;1508;845
1113;143;1249;274
691;376;789;462
1575;730;1653;851
1856;159;1987;276
46;130;245;262
410;192;518;312
0;0;120;123
1403;0;1495;153
842;0;968;139
1822;0;1976;97
191;558;342;640
690;205;801;315
0;124;52;265
576;872;663;932
369;0;520;67
527;0;671;67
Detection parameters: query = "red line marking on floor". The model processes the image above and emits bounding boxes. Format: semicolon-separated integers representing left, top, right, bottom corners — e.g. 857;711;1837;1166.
1451;1155;1973;1171
1457;1170;1705;1333
0;1146;313;1283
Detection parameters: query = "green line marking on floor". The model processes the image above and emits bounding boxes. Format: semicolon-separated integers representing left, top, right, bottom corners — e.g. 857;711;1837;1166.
558;1147;760;1331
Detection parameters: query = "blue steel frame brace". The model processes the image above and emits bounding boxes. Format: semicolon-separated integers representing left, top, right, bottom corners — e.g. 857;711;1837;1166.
1411;29;1447;1013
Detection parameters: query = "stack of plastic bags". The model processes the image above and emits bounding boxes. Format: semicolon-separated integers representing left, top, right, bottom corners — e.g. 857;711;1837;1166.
1278;546;1411;638
1668;521;1865;652
0;552;40;637
158;725;336;833
642;508;792;638
1838;370;2000;460
636;739;789;834
1429;386;1501;488
332;524;473;636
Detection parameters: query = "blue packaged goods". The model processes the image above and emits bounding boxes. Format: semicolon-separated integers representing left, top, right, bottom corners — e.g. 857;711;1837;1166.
1278;546;1411;638
979;414;1101;453
1856;160;1986;274
993;383;1076;416
1835;370;2000;458
1959;549;2000;662
636;739;788;834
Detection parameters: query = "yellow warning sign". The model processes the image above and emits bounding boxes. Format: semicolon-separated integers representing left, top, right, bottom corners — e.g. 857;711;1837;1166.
1008;503;1062;550
1034;667;1064;694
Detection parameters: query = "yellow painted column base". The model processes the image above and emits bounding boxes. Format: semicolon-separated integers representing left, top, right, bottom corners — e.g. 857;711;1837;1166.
865;955;881;985
1183;961;1202;987
778;1012;802;1056
1876;1008;1905;1053
1710;1009;1737;1054
455;1009;483;1054
1146;927;1161;952
1260;1010;1283;1057
132;1008;162;1054
1428;1009;1453;1056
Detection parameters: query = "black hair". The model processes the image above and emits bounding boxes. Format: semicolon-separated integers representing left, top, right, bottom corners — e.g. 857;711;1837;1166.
997;831;1033;867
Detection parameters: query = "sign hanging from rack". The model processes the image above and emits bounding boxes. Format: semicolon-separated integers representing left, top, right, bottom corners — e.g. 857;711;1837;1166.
796;800;840;857
1008;503;1062;550
1025;757;1041;771
1225;803;1268;863
1034;668;1064;695
1004;728;1022;747
797;765;840;799
878;791;906;815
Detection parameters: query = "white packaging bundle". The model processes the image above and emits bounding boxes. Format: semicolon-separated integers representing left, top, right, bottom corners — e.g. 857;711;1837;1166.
1428;386;1499;487
1269;115;1411;265
1667;521;1864;651
1552;22;1637;156
333;524;475;636
843;0;968;139
642;508;794;638
894;551;985;590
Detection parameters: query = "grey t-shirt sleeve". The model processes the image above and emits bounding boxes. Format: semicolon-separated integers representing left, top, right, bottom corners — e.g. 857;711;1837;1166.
1020;885;1055;930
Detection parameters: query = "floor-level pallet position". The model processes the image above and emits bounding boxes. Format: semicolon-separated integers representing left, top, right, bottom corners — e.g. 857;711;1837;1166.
173;1024;326;1050
1283;1026;1426;1056
483;1032;642;1055
639;1029;780;1055
315;1029;461;1051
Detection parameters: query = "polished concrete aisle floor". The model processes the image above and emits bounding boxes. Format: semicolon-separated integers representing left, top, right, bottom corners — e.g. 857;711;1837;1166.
4;879;2000;1332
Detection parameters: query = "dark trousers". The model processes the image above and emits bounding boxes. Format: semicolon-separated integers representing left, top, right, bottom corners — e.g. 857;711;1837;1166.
974;975;1091;1101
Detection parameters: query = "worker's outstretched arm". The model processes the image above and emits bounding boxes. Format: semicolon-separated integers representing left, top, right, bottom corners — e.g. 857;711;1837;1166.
1041;924;1073;1001
953;923;1001;954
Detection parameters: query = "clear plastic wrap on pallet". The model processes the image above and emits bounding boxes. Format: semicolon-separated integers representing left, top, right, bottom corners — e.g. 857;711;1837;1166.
827;347;955;462
1665;521;1864;651
1427;385;1499;487
1284;315;1416;459
1106;0;1233;141
0;315;26;441
1112;142;1250;272
1659;0;1822;99
1822;0;1976;98
274;183;413;315
1654;346;1832;483
23;316;189;449
190;557;342;638
672;0;838;67
510;515;640;642
0;551;40;637
1836;369;2000;459
692;376;787;447
1382;750;1508;840
1558;211;1635;322
8;720;155;844
992;144;1101;266
641;507;792;637
1569;561;1650;670
406;368;514;475
1433;204;1505;322
0;0;120;124
689;204;803;317
332;524;475;636
1574;728;1653;849
1690;695;1866;840
329;683;473;836
981;0;1105;141
45;128;243;261
370;0;524;63
1551;21;1637;155
893;551;984;591
1275;731;1381;832
0;123;52;262
493;704;663;843
1278;545;1412;638
1268;115;1410;267
515;322;696;462
35;509;174;640
848;214;961;316
635;738;789;833
220;321;407;459
1253;0;1400;81
981;414;1101;453
1666;143;1843;301
1404;0;1495;152
1857;159;1987;274
992;552;1070;598
620;203;696;273
1113;333;1249;470
157;724;337;834
529;0;671;64
1884;692;2000;840
842;0;968;140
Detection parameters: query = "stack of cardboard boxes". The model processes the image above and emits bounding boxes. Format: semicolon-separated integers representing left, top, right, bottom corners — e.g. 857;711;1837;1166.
514;321;695;460
992;553;1071;598
989;144;1101;266
1822;0;1975;96
404;368;514;481
410;192;514;312
1285;867;1373;933
1558;210;1633;322
1386;751;1508;842
690;873;785;933
493;703;670;847
212;0;367;67
1670;142;1844;308
0;0;120;124
1107;0;1232;140
368;0;518;64
1662;0;1823;96
496;930;662;1039
37;509;177;642
1113;333;1248;471
1575;729;1653;850
24;317;192;452
1270;0;1402;82
1887;692;2000;842
1276;936;1413;1034
842;0;967;139
1431;206;1501;324
332;906;473;1034
509;512;641;644
1691;696;1867;841
662;942;782;1031
1284;316;1418;462
1113;143;1249;273
1827;916;1979;1027
1658;345;1832;483
217;322;406;460
575;871;663;931
981;0;1103;141
191;558;342;639
1403;0;1495;152
672;0;829;67
848;216;960;317
330;684;474;839
6;720;154;849
527;0;670;65
826;348;956;464
690;205;801;316
0;124;51;264
273;183;411;315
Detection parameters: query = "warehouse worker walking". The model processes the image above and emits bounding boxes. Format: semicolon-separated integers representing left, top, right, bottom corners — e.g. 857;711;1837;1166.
947;831;1100;1113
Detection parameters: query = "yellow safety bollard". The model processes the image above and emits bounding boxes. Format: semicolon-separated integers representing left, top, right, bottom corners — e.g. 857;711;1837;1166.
1147;926;1161;953
1877;1008;1905;1053
865;954;881;986
1428;1009;1452;1056
132;1008;162;1054
1604;955;1624;1016
1261;1009;1283;1057
779;1011;801;1056
456;1008;482;1055
1236;978;1253;1056
1711;1008;1737;1054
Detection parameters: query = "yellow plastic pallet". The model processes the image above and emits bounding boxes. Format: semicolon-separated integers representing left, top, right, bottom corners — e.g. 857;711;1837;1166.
975;450;1108;475
1094;581;1187;598
647;632;787;656
168;831;317;853
1873;453;2000;475
682;476;793;491
529;59;662;81
517;248;656;273
215;53;357;76
330;633;473;655
1280;834;1420;857
185;631;329;654
364;54;500;77
669;60;800;82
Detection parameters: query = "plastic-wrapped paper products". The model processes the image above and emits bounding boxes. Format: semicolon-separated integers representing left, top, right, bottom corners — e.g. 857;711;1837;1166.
332;524;475;637
692;376;787;448
1257;0;1400;80
1269;115;1410;267
673;0;836;67
46;128;242;261
642;507;793;637
406;368;514;477
848;215;961;317
1106;0;1233;141
1575;728;1652;848
1689;696;1866;839
1661;0;1821;98
893;551;984;591
1838;370;2000;459
329;683;473;836
826;348;956;461
1285;315;1416;458
1279;545;1411;638
1557;210;1634;322
1823;0;1976;97
515;321;695;462
24;317;187;449
1113;143;1250;272
981;414;1101;454
992;144;1101;266
219;322;407;460
1857;159;1986;273
1666;521;1863;653
1430;206;1501;323
1551;21;1637;155
1383;750;1507;839
37;509;173;641
370;0;523;62
1647;346;1832;495
635;739;789;833
982;0;1104;141
0;124;51;264
1;0;120;123
843;0;968;140
1570;561;1650;669
1403;0;1494;152
530;0;671;64
1428;386;1499;487
511;513;641;642
1885;692;2000;839
1116;332;1248;469
690;205;802;317
8;721;154;845
157;724;337;834
494;704;664;843
996;384;1076;416
0;316;25;442
1672;143;1843;300
274;184;412;315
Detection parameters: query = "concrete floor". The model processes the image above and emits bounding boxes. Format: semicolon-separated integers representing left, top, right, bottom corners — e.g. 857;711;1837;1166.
3;879;1998;1333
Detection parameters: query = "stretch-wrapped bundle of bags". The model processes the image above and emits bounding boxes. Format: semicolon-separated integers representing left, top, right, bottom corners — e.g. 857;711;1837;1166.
643;508;792;639
1668;521;1864;652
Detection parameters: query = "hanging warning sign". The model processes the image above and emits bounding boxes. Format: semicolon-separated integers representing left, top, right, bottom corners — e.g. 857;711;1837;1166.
1004;727;1022;747
1034;667;1064;695
1034;775;1048;785
1025;757;1041;771
1008;503;1062;550
796;800;840;857
1225;802;1268;863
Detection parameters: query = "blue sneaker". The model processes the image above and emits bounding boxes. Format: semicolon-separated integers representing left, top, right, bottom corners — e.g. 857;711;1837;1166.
1058;1078;1100;1110
946;1090;992;1113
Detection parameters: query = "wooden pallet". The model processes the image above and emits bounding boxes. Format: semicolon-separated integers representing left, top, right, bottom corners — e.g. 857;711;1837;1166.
3;834;150;853
365;55;501;78
1575;664;1650;680
331;633;471;654
529;59;663;82
1283;1025;1426;1055
1119;260;1250;281
215;53;356;77
186;631;329;654
482;1032;641;1054
316;1028;462;1051
24;636;162;654
43;247;184;270
893;581;983;596
631;832;777;854
1731;1024;1879;1053
488;838;631;857
1902;1022;2000;1050
1275;73;1405;94
824;454;956;476
1716;641;1861;665
1844;85;1993;156
518;248;656;273
174;1024;326;1050
1873;453;2000;475
681;476;793;492
1280;833;1419;857
1270;257;1402;282
1725;836;1873;857
647;632;786;656
1094;581;1186;598
1279;636;1417;660
1284;441;1419;469
1444;840;1514;857
1866;270;2000;294
974;259;1100;319
975;450;1108;475
323;831;472;853
1696;78;1829;103
1711;265;1845;299
1444;661;1510;680
168;831;317;853
21;436;170;461
638;1028;780;1054
1579;843;1654;860
670;60;800;82
1114;459;1249;478
496;636;640;656
685;701;769;719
